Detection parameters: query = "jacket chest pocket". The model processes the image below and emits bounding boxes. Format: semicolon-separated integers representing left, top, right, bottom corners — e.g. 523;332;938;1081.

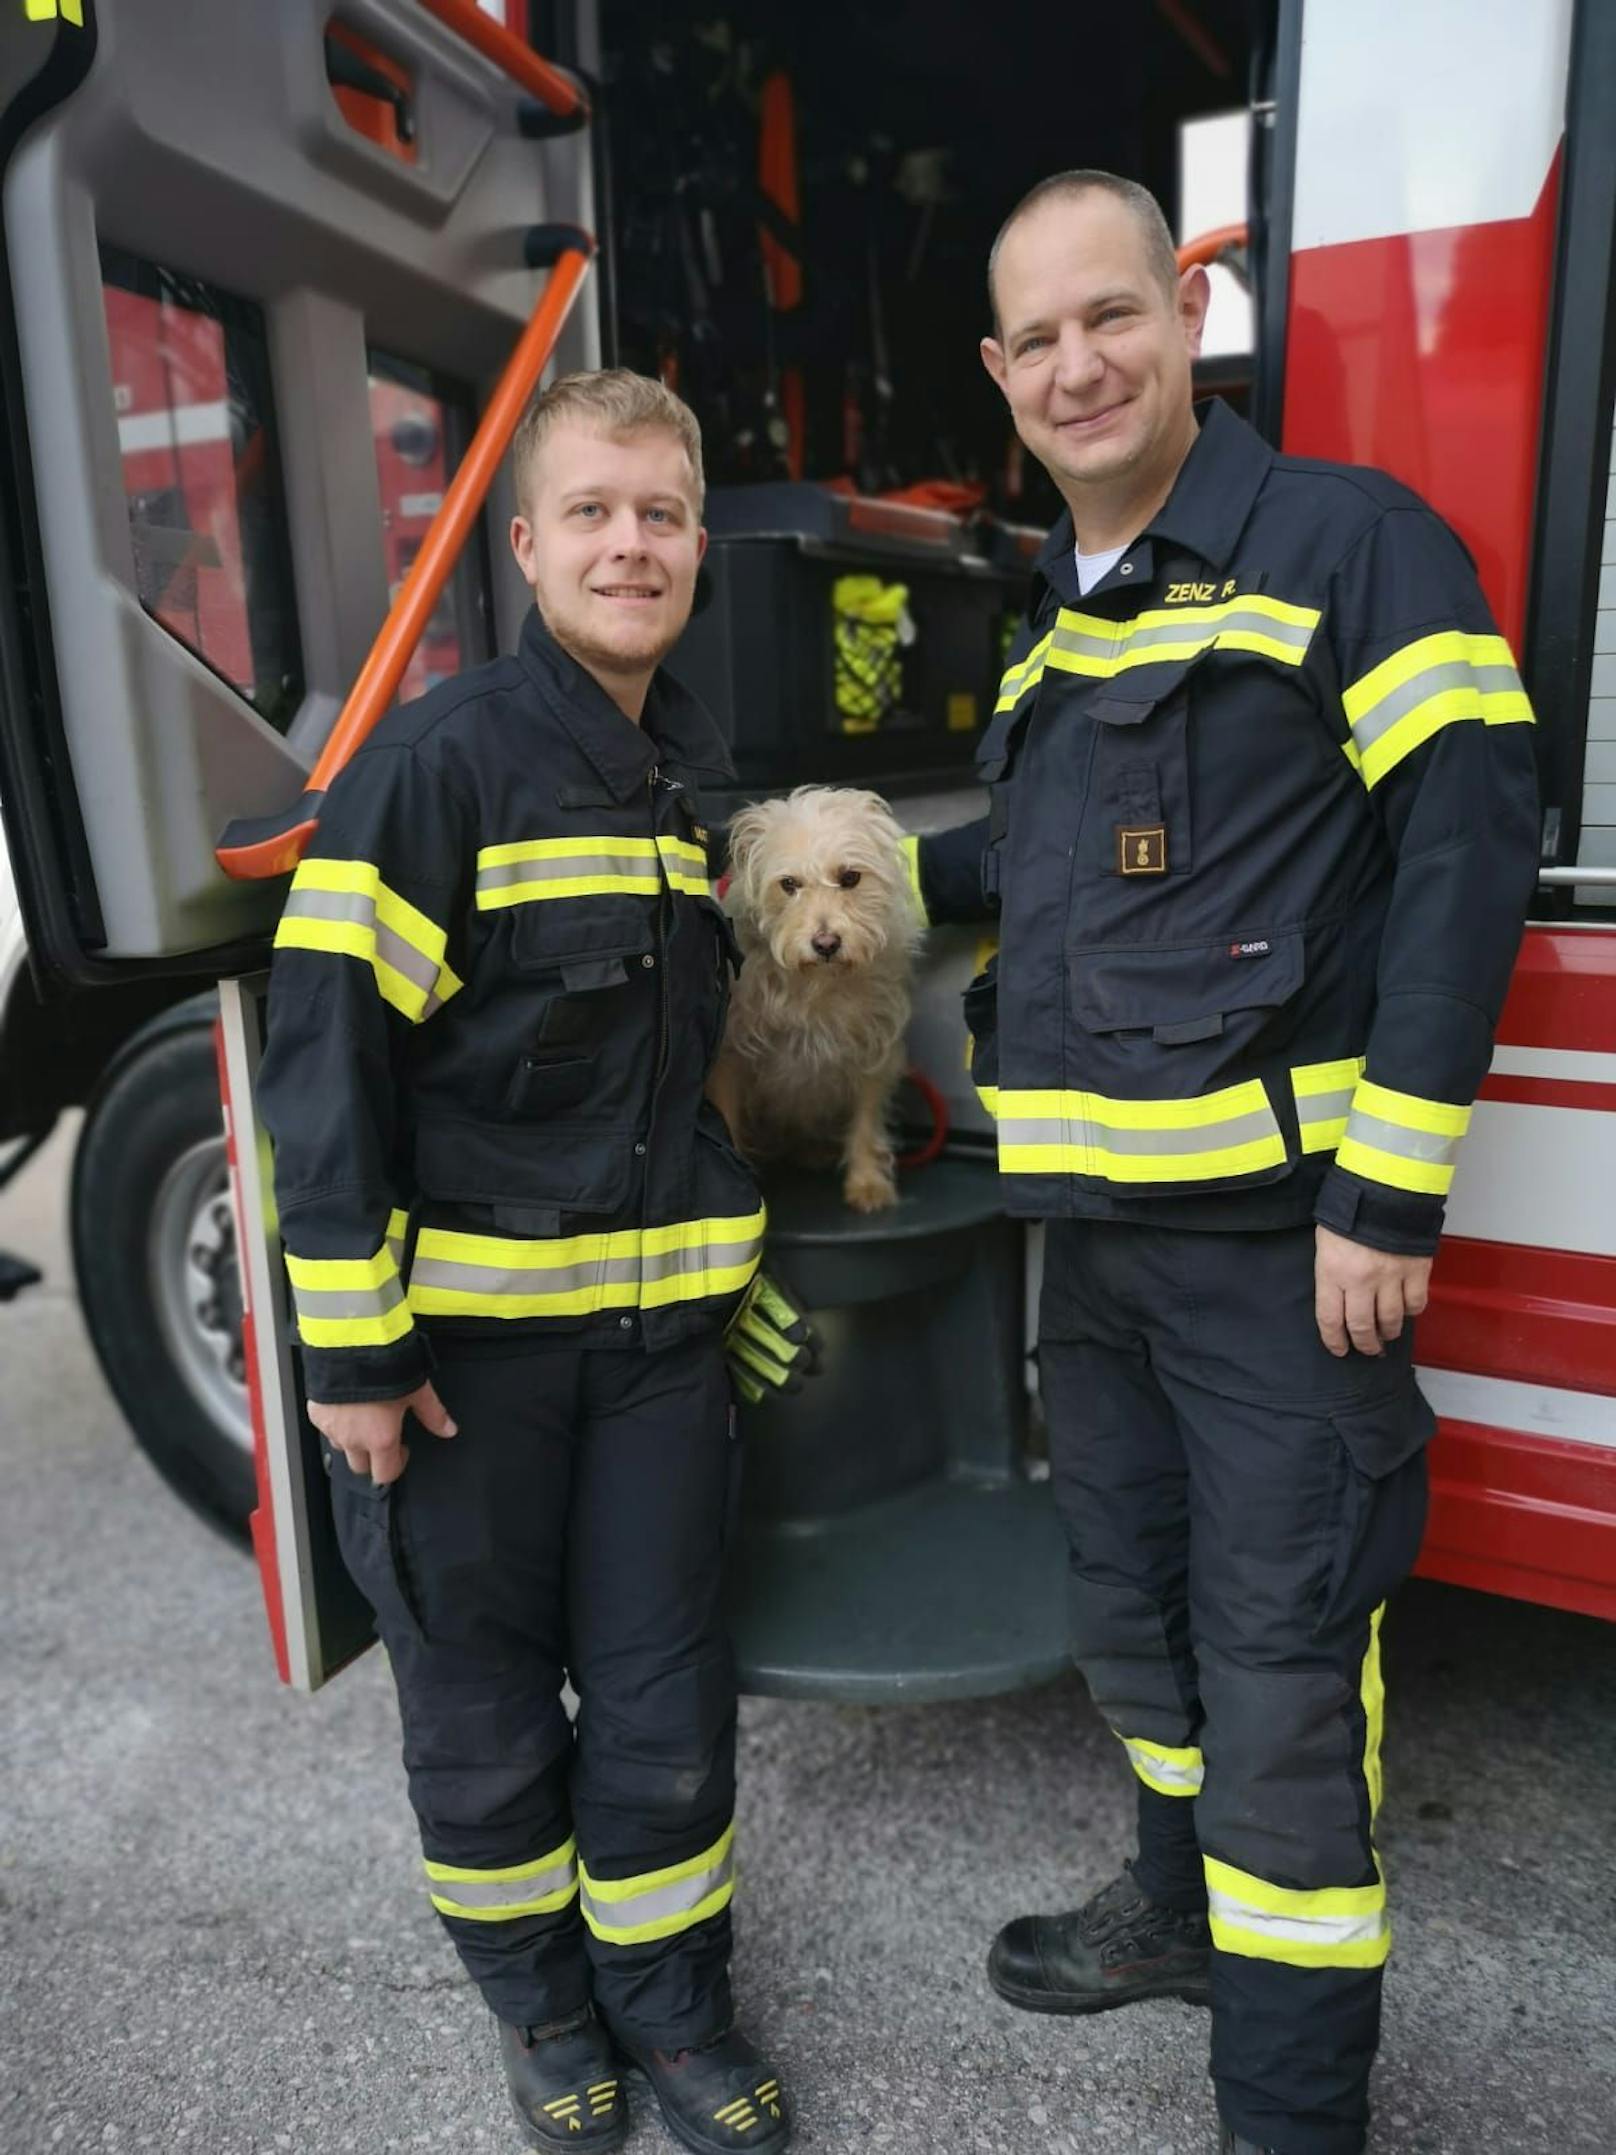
505;904;656;1119
975;703;1036;903
1085;660;1196;880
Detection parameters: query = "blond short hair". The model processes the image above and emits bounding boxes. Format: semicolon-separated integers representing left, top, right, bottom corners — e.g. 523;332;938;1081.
511;368;706;515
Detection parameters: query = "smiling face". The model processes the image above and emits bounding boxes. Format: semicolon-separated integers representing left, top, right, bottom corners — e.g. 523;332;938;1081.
981;190;1208;519
509;419;706;703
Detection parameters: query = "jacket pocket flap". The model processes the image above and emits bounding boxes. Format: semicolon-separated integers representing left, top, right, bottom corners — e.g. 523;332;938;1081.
510;897;654;972
1329;1389;1436;1480
1072;930;1303;1034
413;1117;635;1214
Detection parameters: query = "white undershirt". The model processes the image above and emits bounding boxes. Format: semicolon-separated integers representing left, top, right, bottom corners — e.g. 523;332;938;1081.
1074;541;1128;595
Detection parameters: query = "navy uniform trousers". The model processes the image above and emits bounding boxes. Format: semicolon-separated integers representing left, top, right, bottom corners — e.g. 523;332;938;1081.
326;1332;739;2050
1039;1220;1432;2155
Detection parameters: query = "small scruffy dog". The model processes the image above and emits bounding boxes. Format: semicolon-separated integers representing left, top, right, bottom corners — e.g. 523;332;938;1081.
712;785;921;1212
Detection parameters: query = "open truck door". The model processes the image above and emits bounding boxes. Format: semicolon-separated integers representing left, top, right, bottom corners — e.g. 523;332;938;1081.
0;0;597;1685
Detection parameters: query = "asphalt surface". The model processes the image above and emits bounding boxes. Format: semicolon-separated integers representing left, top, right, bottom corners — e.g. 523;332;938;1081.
2;1126;1614;2155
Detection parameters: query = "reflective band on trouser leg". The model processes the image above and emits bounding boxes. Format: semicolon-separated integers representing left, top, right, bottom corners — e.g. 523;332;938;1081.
1341;629;1533;789
1360;1604;1386;1820
285;1236;414;1349
1334;1079;1471;1196
994;596;1319;718
407;1210;766;1321
1291;1057;1366;1154
1116;1730;1204;1798
1204;1857;1390;1970
424;1836;579;1922
578;1823;736;1947
474;833;712;908
989;1081;1285;1185
275;860;462;1023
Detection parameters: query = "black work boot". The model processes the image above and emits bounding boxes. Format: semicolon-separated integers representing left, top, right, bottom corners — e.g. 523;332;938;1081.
498;2006;629;2150
987;1862;1211;2014
616;2025;789;2154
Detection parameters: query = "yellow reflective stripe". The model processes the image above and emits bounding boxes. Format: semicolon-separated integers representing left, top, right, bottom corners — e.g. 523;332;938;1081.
1116;1729;1204;1798
384;1207;409;1270
990;1079;1284;1184
1204;1855;1389;1970
1361;1604;1386;1821
898;832;927;922
284;1236;414;1349
284;1249;397;1293
579;1823;736;1947
1336;1077;1472;1196
407;1209;766;1320
994;629;1055;715
275;859;461;1022
293;1300;415;1350
1292;1055;1366;1154
655;833;715;897
992;596;1319;719
478;836;660;867
1342;629;1533;790
425;1837;578;1922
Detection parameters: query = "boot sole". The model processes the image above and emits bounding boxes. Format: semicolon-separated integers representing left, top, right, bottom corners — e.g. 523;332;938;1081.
988;1967;1211;2016
510;2087;630;2154
615;2048;790;2155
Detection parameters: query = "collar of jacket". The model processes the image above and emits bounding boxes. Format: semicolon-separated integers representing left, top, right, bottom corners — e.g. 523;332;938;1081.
517;608;736;801
1027;396;1274;611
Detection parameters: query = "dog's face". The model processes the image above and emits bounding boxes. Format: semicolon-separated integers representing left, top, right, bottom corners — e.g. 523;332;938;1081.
726;786;916;973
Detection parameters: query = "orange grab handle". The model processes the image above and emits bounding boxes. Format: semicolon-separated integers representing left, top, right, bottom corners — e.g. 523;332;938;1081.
1176;222;1247;272
215;238;596;881
412;0;588;118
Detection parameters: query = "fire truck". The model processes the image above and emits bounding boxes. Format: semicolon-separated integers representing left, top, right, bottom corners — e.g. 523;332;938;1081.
0;0;1612;1692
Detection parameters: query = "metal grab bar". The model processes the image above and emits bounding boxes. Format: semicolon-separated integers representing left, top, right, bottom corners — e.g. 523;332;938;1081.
215;232;595;881
413;0;588;119
1538;866;1616;887
1176;223;1247;272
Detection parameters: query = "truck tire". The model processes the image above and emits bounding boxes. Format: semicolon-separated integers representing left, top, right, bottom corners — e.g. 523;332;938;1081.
71;1009;254;1540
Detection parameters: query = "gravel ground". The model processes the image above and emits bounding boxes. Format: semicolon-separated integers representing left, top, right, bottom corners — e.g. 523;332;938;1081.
1;1129;1613;2155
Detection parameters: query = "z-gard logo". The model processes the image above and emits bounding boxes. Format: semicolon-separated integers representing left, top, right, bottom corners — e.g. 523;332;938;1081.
1228;939;1271;959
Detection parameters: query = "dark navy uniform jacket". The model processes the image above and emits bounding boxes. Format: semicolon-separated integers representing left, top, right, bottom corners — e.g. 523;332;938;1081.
258;611;761;1403
917;401;1539;1256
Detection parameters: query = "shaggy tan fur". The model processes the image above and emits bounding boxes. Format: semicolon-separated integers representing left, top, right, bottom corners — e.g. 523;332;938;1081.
711;786;921;1212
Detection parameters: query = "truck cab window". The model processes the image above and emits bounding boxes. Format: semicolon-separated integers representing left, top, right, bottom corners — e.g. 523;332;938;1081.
99;247;304;734
366;352;493;700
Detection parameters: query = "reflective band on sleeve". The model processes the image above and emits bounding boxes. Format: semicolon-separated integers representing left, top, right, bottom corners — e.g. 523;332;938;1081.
989;1080;1285;1185
285;1237;415;1349
1292;1056;1367;1154
1203;1856;1390;1969
579;1823;735;1947
384;1208;409;1272
994;596;1319;718
424;1836;578;1922
276;860;462;1023
407;1209;766;1320
1335;1078;1472;1196
475;833;713;908
898;832;927;922
1116;1730;1204;1798
1342;630;1533;790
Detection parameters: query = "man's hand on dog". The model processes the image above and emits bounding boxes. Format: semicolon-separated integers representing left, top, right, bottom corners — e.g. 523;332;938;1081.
309;1381;458;1485
1314;1227;1432;1359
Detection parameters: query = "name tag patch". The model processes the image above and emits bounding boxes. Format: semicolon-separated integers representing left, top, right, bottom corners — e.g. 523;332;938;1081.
1118;825;1167;875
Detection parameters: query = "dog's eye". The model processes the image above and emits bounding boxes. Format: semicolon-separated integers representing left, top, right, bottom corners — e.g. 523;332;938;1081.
779;876;799;895
837;869;862;889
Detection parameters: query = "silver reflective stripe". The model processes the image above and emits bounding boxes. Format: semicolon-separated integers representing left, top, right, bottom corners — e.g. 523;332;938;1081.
1296;1083;1356;1136
427;1846;577;1917
1340;1108;1463;1168
410;1252;645;1296
1049;618;1119;664
475;850;660;895
1349;657;1522;758
580;1841;735;1939
1115;608;1315;658
996;1104;1279;1156
279;886;443;1001
1120;1738;1204;1794
1207;1887;1387;1953
640;1233;765;1285
290;1274;407;1324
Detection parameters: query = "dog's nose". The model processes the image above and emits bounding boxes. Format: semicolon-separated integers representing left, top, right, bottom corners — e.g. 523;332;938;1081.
811;930;842;960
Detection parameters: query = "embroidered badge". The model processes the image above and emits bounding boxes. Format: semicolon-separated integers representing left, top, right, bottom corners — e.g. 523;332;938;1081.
1118;825;1167;874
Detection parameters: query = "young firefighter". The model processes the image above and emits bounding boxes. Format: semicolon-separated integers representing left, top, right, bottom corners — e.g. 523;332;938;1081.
257;371;806;2155
911;176;1538;2154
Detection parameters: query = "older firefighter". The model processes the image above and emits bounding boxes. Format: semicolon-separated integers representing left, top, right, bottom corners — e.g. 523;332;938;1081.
257;372;802;2155
911;175;1538;2155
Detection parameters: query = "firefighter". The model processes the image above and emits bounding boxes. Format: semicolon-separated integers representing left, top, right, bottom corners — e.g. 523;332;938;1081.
910;174;1538;2155
256;371;803;2155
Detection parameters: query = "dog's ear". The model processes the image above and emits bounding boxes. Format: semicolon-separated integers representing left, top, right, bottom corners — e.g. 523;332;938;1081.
724;800;775;909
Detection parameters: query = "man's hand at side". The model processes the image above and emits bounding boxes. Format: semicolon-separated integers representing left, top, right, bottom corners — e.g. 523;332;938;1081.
1314;1226;1432;1359
308;1382;458;1486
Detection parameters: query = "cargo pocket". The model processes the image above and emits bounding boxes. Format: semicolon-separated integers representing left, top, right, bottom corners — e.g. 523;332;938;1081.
1315;1386;1436;1636
505;952;635;1118
325;1454;427;1649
